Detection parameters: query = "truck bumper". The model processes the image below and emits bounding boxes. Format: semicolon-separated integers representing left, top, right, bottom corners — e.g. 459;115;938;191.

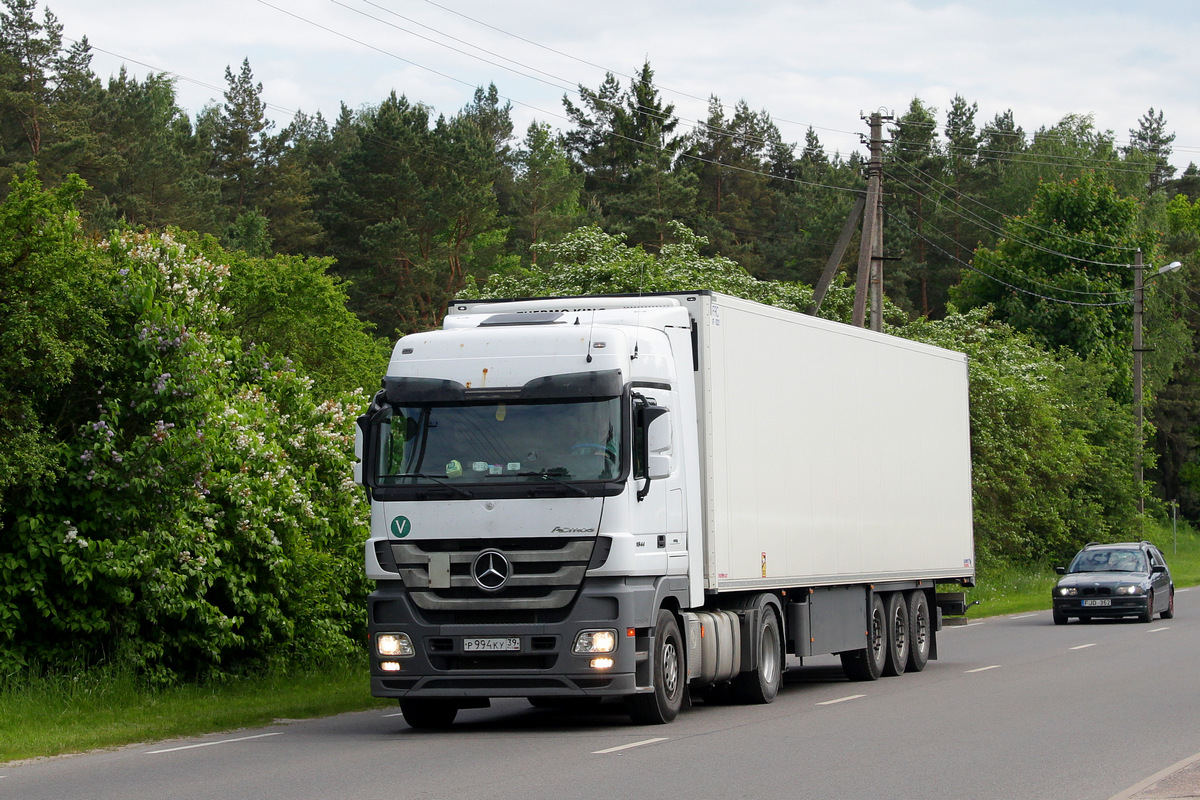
368;576;657;699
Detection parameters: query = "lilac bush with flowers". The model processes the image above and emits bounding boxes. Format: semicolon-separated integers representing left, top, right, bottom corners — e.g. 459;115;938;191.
1;194;370;682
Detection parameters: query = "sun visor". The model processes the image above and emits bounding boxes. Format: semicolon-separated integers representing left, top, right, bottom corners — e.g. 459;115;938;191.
520;369;623;400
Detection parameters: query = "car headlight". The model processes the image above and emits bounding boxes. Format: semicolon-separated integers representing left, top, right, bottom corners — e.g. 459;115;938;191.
1058;587;1077;596
1116;585;1145;596
376;632;415;657
573;629;617;654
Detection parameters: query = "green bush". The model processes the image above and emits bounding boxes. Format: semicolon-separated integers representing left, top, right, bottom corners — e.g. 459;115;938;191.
0;181;369;683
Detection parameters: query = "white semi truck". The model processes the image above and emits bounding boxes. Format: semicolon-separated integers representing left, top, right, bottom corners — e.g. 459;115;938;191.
355;291;975;728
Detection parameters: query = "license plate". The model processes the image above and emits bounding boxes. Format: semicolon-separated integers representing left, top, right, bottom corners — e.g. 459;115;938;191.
463;637;521;652
1082;599;1111;607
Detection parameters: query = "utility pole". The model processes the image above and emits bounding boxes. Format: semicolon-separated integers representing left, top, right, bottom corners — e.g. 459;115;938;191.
853;112;889;330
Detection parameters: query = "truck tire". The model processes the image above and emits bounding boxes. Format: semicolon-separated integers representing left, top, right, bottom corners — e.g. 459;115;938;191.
840;594;886;681
628;609;684;724
882;593;909;677
733;606;782;704
905;590;931;672
399;698;458;730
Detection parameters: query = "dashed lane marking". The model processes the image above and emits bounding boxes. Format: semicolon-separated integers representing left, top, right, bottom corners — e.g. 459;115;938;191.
965;665;1001;673
1070;643;1098;650
817;694;865;706
146;732;284;754
593;738;668;754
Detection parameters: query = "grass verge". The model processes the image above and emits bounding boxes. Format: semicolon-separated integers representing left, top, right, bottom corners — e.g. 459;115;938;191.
0;656;390;764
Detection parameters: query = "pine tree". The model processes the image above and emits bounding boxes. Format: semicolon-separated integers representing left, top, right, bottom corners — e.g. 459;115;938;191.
1126;107;1176;194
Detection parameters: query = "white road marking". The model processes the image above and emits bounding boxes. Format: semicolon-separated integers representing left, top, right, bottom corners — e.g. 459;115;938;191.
1149;626;1170;633
593;737;668;754
1010;614;1037;620
1109;749;1200;800
965;665;1001;673
383;712;405;717
1070;643;1098;650
146;732;284;754
817;694;865;706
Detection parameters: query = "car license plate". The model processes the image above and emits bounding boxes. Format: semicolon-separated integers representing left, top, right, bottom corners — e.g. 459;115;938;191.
463;637;521;652
1082;599;1111;607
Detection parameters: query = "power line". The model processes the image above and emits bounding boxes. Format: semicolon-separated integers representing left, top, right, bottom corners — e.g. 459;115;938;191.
888;214;1135;308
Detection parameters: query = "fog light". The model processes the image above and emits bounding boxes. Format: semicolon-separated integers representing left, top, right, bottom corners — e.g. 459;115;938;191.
380;661;401;672
590;657;614;670
573;629;617;654
377;633;415;657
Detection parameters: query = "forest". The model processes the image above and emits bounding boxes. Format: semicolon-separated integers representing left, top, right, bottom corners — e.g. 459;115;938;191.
2;0;1199;680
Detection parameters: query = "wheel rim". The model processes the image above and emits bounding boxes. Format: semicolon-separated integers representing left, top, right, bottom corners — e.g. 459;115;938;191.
662;639;679;696
760;619;780;685
870;606;885;660
914;605;928;653
892;606;908;657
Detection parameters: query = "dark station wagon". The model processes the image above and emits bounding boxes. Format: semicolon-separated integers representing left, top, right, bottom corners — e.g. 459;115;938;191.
1052;541;1175;625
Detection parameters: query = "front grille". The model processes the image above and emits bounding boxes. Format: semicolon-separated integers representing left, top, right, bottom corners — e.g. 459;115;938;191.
383;537;595;611
1078;586;1113;597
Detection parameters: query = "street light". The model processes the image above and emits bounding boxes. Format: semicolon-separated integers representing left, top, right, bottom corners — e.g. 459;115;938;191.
1132;249;1182;514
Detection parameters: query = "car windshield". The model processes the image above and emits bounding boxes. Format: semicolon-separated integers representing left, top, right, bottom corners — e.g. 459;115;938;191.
374;397;621;486
1068;549;1147;573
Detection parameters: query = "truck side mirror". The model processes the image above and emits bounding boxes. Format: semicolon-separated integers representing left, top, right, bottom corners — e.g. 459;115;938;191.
646;409;672;480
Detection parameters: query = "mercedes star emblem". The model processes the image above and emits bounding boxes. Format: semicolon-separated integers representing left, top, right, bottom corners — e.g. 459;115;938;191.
472;550;510;591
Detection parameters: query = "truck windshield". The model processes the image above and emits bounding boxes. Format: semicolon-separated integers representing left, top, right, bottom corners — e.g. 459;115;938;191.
375;398;621;486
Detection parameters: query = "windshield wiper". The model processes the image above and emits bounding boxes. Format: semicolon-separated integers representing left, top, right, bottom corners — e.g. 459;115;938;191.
517;470;588;497
394;473;474;498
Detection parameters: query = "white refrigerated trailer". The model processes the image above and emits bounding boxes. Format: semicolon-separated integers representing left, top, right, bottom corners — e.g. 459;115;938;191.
356;290;975;727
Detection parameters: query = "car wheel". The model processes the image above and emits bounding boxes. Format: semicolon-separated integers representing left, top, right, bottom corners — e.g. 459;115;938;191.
1139;591;1154;623
1052;607;1068;625
1161;589;1174;620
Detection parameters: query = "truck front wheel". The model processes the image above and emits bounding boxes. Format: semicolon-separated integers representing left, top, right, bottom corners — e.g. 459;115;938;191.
628;609;684;724
399;698;458;730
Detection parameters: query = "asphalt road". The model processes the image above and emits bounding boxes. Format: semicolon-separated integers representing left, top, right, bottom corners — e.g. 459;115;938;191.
4;588;1198;800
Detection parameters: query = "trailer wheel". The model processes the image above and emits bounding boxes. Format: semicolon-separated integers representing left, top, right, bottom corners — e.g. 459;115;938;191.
734;606;782;704
906;590;931;672
841;594;886;681
628;609;684;724
882;593;909;677
399;698;458;730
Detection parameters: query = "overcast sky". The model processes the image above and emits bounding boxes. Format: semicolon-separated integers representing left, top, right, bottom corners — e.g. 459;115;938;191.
44;0;1200;169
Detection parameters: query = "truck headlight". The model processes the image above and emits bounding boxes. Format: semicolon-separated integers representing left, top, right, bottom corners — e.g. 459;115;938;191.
573;629;617;654
377;633;415;657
